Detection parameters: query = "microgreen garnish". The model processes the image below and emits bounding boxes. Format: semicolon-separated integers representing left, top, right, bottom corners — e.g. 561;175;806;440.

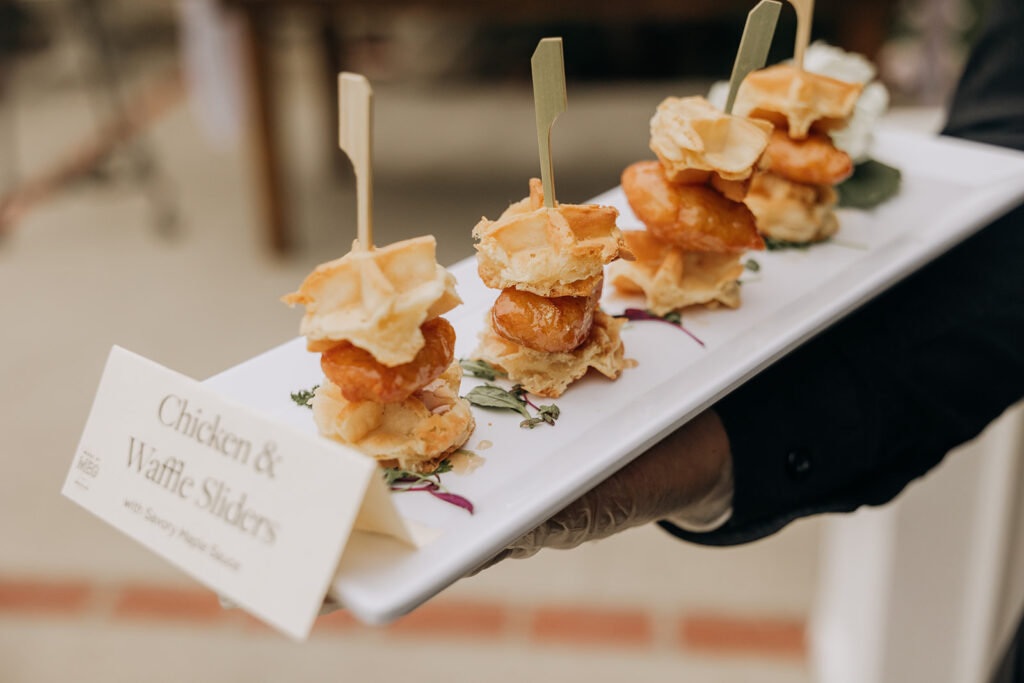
745;258;761;272
464;383;561;429
383;459;473;514
383;459;453;486
509;384;560;428
459;359;507;381
614;309;705;348
764;237;813;251
290;385;318;408
509;384;536;409
764;236;869;251
465;384;531;418
520;404;561;429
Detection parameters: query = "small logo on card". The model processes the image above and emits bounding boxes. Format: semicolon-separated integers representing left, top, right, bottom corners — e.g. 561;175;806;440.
72;450;101;490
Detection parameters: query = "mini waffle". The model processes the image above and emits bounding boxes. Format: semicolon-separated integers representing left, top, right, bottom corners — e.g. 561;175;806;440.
608;230;744;315
649;96;772;183
282;236;461;366
734;65;862;140
473;179;628;297
622;161;764;254
472;309;625;398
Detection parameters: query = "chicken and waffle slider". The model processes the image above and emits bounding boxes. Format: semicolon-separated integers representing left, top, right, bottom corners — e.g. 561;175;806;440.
283;236;474;472
611;96;768;314
734;65;861;243
471;179;630;397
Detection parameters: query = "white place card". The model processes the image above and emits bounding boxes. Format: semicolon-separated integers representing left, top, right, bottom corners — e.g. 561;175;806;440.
62;346;415;639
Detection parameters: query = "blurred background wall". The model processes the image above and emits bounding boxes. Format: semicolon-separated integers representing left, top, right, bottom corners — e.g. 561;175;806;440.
0;1;1016;682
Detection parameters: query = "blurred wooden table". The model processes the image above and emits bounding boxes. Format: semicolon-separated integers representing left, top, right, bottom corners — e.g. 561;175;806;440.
228;0;892;254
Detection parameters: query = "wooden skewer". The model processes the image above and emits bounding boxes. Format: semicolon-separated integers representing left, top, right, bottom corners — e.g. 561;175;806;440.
725;0;783;114
787;0;815;71
338;72;374;250
531;37;567;209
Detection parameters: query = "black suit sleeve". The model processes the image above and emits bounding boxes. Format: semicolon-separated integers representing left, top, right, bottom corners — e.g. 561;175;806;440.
661;0;1024;546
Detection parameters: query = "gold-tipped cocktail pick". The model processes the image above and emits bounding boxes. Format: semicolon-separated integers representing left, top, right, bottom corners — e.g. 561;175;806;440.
725;0;782;114
787;0;814;70
338;72;374;250
531;37;567;209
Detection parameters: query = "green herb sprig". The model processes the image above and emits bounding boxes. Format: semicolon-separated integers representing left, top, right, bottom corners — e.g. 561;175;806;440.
464;383;562;429
764;236;870;252
764;237;813;251
290;385;319;409
383;459;453;487
520;405;561;429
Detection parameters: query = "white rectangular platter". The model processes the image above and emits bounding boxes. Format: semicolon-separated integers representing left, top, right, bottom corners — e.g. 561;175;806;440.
206;130;1024;625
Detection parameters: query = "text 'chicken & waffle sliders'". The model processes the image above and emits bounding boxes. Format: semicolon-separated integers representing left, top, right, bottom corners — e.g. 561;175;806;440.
610;96;770;314
733;64;862;244
471;179;631;398
283;236;474;473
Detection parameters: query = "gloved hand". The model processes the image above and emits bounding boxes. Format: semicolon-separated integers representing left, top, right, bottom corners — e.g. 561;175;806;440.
477;409;733;570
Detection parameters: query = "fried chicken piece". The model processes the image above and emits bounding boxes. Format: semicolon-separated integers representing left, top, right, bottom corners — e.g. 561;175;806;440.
623;161;764;253
313;361;475;473
321;317;455;404
744;171;839;243
491;279;603;353
764;129;853;186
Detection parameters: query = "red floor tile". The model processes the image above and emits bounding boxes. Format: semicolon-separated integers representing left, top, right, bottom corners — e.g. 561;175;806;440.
530;606;653;647
0;578;92;614
679;614;806;658
113;585;225;622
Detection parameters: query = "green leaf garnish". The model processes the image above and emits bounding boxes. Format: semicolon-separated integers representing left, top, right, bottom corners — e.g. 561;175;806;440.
459;359;507;381
764;237;814;251
464;384;531;418
383;458;453;487
661;311;683;325
744;258;761;272
290;385;319;408
837;159;902;209
521;404;561;429
464;383;561;428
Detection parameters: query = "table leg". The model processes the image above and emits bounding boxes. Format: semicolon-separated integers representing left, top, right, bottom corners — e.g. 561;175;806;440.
241;6;289;254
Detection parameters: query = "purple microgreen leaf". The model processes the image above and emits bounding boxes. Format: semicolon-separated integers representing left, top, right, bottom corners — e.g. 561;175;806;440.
614;308;705;348
510;384;540;411
427;489;475;514
384;460;473;513
389;482;475;514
